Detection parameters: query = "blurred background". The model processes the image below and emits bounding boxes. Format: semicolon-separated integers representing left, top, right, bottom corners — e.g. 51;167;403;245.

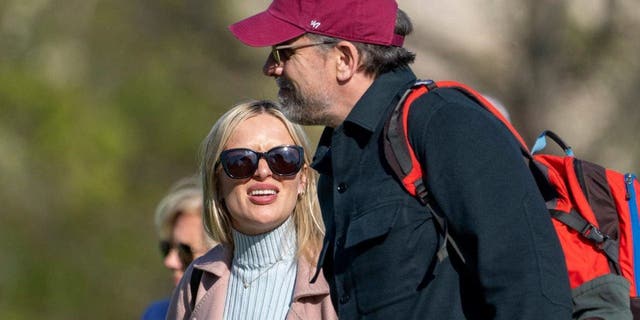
1;0;638;318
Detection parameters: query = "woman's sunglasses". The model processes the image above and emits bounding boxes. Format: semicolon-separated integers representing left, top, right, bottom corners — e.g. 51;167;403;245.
159;240;194;268
218;145;304;179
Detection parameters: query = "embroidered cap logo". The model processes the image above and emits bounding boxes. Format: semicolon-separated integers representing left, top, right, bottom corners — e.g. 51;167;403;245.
310;20;321;29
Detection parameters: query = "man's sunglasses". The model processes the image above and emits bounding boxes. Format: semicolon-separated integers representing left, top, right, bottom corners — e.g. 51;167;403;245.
159;240;194;268
271;41;336;65
218;145;304;179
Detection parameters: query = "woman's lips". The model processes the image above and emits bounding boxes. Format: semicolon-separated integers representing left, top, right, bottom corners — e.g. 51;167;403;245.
247;184;279;205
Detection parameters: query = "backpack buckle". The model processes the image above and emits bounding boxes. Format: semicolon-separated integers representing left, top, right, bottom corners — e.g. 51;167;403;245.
581;223;606;243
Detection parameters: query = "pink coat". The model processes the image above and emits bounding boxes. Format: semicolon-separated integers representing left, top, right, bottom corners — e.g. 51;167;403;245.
166;244;337;320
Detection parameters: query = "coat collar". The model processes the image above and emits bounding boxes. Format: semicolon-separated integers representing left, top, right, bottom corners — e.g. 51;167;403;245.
193;244;329;300
343;67;417;133
291;257;330;301
193;244;232;277
312;67;417;174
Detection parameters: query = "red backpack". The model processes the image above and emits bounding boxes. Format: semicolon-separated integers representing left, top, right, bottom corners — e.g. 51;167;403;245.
383;79;640;318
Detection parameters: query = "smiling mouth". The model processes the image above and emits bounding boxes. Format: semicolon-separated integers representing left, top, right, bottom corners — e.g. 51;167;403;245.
249;189;277;196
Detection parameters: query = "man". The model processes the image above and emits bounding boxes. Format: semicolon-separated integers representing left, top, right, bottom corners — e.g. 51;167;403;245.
141;176;216;320
228;1;572;319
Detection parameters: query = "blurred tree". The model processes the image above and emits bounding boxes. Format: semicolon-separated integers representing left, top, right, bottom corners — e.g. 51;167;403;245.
407;0;640;172
0;0;267;318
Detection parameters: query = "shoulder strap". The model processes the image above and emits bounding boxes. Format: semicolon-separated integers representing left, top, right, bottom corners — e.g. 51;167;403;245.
384;80;436;202
384;79;530;203
189;268;203;311
550;208;620;273
427;201;466;265
383;79;532;266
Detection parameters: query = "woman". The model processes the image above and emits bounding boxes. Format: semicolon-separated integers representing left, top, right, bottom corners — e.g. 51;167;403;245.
155;176;216;286
142;176;216;320
166;100;336;319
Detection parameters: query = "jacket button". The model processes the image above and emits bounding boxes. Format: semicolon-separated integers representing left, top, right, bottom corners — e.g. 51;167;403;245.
339;294;350;304
337;183;347;193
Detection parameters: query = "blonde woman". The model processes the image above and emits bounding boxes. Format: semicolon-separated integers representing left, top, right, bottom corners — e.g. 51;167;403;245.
142;176;216;320
167;100;336;319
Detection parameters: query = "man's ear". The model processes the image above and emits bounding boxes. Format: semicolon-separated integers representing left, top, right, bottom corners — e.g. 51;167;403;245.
334;41;360;82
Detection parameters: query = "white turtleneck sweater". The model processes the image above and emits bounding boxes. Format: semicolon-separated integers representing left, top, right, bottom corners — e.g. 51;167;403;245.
223;217;297;320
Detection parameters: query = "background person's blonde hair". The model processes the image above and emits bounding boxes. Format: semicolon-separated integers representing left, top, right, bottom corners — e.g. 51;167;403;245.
154;175;216;248
200;100;324;263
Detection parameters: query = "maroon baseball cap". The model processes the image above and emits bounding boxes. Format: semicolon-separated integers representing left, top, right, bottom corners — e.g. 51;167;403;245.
229;0;404;47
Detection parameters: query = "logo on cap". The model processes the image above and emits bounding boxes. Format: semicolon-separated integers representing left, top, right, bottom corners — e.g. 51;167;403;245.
310;20;321;29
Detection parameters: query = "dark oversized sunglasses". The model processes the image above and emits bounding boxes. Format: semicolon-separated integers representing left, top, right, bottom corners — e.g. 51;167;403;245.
218;145;304;179
159;240;194;268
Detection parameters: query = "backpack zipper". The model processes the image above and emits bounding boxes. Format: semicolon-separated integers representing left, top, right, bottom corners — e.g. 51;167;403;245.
625;173;640;296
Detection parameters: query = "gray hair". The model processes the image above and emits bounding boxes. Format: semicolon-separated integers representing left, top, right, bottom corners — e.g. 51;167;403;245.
153;175;216;248
307;9;416;77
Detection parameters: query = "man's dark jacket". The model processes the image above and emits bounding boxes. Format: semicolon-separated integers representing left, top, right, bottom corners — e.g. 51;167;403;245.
311;67;573;319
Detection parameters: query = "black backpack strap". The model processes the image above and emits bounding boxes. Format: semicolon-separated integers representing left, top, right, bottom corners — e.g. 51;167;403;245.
427;201;466;265
384;79;436;202
189;268;203;311
384;79;466;265
550;209;620;273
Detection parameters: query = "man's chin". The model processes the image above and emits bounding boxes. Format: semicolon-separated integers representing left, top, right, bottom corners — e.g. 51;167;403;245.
277;94;318;125
277;94;296;113
278;88;292;102
278;103;307;125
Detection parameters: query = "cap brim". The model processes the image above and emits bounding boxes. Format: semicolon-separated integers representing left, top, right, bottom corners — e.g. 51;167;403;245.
229;11;305;47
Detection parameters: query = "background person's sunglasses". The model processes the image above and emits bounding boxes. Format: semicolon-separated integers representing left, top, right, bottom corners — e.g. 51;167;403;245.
159;240;194;268
218;145;304;179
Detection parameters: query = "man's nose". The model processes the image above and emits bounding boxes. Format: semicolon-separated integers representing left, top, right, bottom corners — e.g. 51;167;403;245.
263;53;283;77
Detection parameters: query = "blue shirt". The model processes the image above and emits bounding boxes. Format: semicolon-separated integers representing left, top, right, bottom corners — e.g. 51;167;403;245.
141;298;169;320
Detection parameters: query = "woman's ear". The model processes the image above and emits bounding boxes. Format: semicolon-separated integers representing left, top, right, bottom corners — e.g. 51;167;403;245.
334;41;360;82
298;165;308;196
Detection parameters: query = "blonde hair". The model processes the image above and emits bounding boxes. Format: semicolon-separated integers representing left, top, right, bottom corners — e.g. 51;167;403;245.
200;100;324;263
153;175;215;248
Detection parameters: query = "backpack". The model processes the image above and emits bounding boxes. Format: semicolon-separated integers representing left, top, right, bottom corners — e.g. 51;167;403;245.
383;79;640;319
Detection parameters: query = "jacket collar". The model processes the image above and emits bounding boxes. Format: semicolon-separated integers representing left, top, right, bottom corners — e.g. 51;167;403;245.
192;245;329;299
343;67;417;133
193;244;232;278
312;67;416;174
291;258;330;301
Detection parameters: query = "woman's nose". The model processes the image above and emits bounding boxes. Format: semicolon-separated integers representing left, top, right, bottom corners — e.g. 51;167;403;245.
163;248;182;271
254;158;272;179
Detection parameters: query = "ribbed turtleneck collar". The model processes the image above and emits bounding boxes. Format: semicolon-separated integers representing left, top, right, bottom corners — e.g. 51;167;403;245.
231;217;296;267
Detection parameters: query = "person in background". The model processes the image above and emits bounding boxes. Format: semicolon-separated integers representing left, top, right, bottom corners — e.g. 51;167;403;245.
484;94;511;122
141;176;215;320
228;0;573;319
166;100;336;319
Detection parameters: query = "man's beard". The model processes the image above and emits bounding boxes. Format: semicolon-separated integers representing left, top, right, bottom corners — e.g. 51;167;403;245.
277;77;331;126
